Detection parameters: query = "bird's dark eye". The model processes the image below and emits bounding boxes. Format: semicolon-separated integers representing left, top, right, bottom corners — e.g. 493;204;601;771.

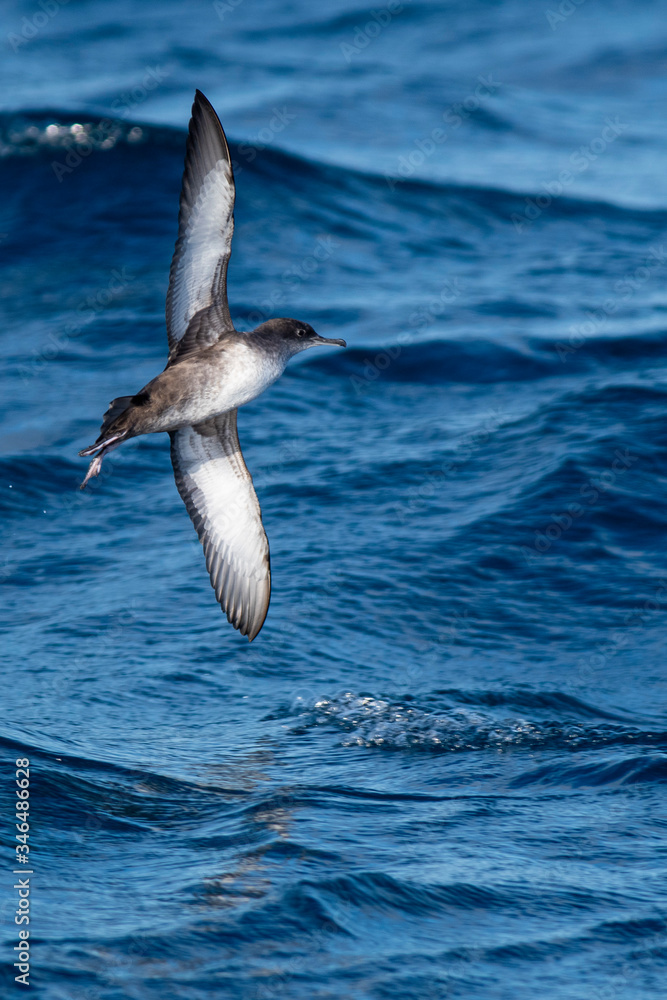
296;328;306;337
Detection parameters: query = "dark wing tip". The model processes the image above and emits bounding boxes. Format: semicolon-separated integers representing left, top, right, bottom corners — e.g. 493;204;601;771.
246;605;269;642
188;89;234;181
227;574;270;642
192;89;214;120
194;89;216;111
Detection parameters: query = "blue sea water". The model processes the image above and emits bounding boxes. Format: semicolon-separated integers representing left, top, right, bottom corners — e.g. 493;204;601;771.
1;0;667;996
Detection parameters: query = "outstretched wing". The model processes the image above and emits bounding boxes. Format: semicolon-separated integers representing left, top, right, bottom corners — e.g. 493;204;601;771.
166;90;236;353
170;411;271;641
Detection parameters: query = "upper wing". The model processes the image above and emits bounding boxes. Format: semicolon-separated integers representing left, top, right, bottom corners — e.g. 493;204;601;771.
166;90;236;353
170;411;271;641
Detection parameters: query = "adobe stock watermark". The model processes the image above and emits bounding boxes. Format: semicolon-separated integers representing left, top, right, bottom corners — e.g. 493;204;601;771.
271;574;343;650
350;277;463;395
7;0;69;52
519;446;638;564
234;234;340;330
385;76;501;190
230;107;297;175
545;0;587;31
577;580;667;684
0;552;15;583
44;599;138;699
253;439;305;487
213;0;243;20
392;407;505;526
50;67;169;182
405;608;477;682
511;117;628;232
51;119;116;181
340;0;407;63
109;65;170;118
18;267;134;381
555;243;667;362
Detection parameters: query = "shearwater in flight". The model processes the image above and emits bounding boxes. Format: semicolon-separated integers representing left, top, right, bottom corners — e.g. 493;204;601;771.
79;90;346;640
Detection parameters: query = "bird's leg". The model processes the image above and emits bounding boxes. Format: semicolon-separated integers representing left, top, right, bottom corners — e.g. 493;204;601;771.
79;438;122;489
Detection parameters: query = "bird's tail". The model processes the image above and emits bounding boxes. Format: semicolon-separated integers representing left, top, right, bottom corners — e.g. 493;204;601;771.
100;395;135;437
78;395;136;487
79;395;136;453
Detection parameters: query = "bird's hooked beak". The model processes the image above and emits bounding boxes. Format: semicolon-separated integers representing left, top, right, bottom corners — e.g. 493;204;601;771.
313;334;347;348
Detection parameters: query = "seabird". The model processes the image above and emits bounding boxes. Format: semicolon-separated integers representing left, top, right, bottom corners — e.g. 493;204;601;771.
79;90;346;640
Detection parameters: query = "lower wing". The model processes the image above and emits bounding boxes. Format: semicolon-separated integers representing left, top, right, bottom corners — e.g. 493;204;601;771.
170;411;271;640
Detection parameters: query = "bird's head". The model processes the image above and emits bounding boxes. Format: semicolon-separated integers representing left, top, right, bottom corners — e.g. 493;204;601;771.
252;317;346;356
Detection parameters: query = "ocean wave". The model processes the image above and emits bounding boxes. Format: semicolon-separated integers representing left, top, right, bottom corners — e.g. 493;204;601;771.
285;691;666;755
321;332;667;383
511;753;667;788
3;110;667;227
